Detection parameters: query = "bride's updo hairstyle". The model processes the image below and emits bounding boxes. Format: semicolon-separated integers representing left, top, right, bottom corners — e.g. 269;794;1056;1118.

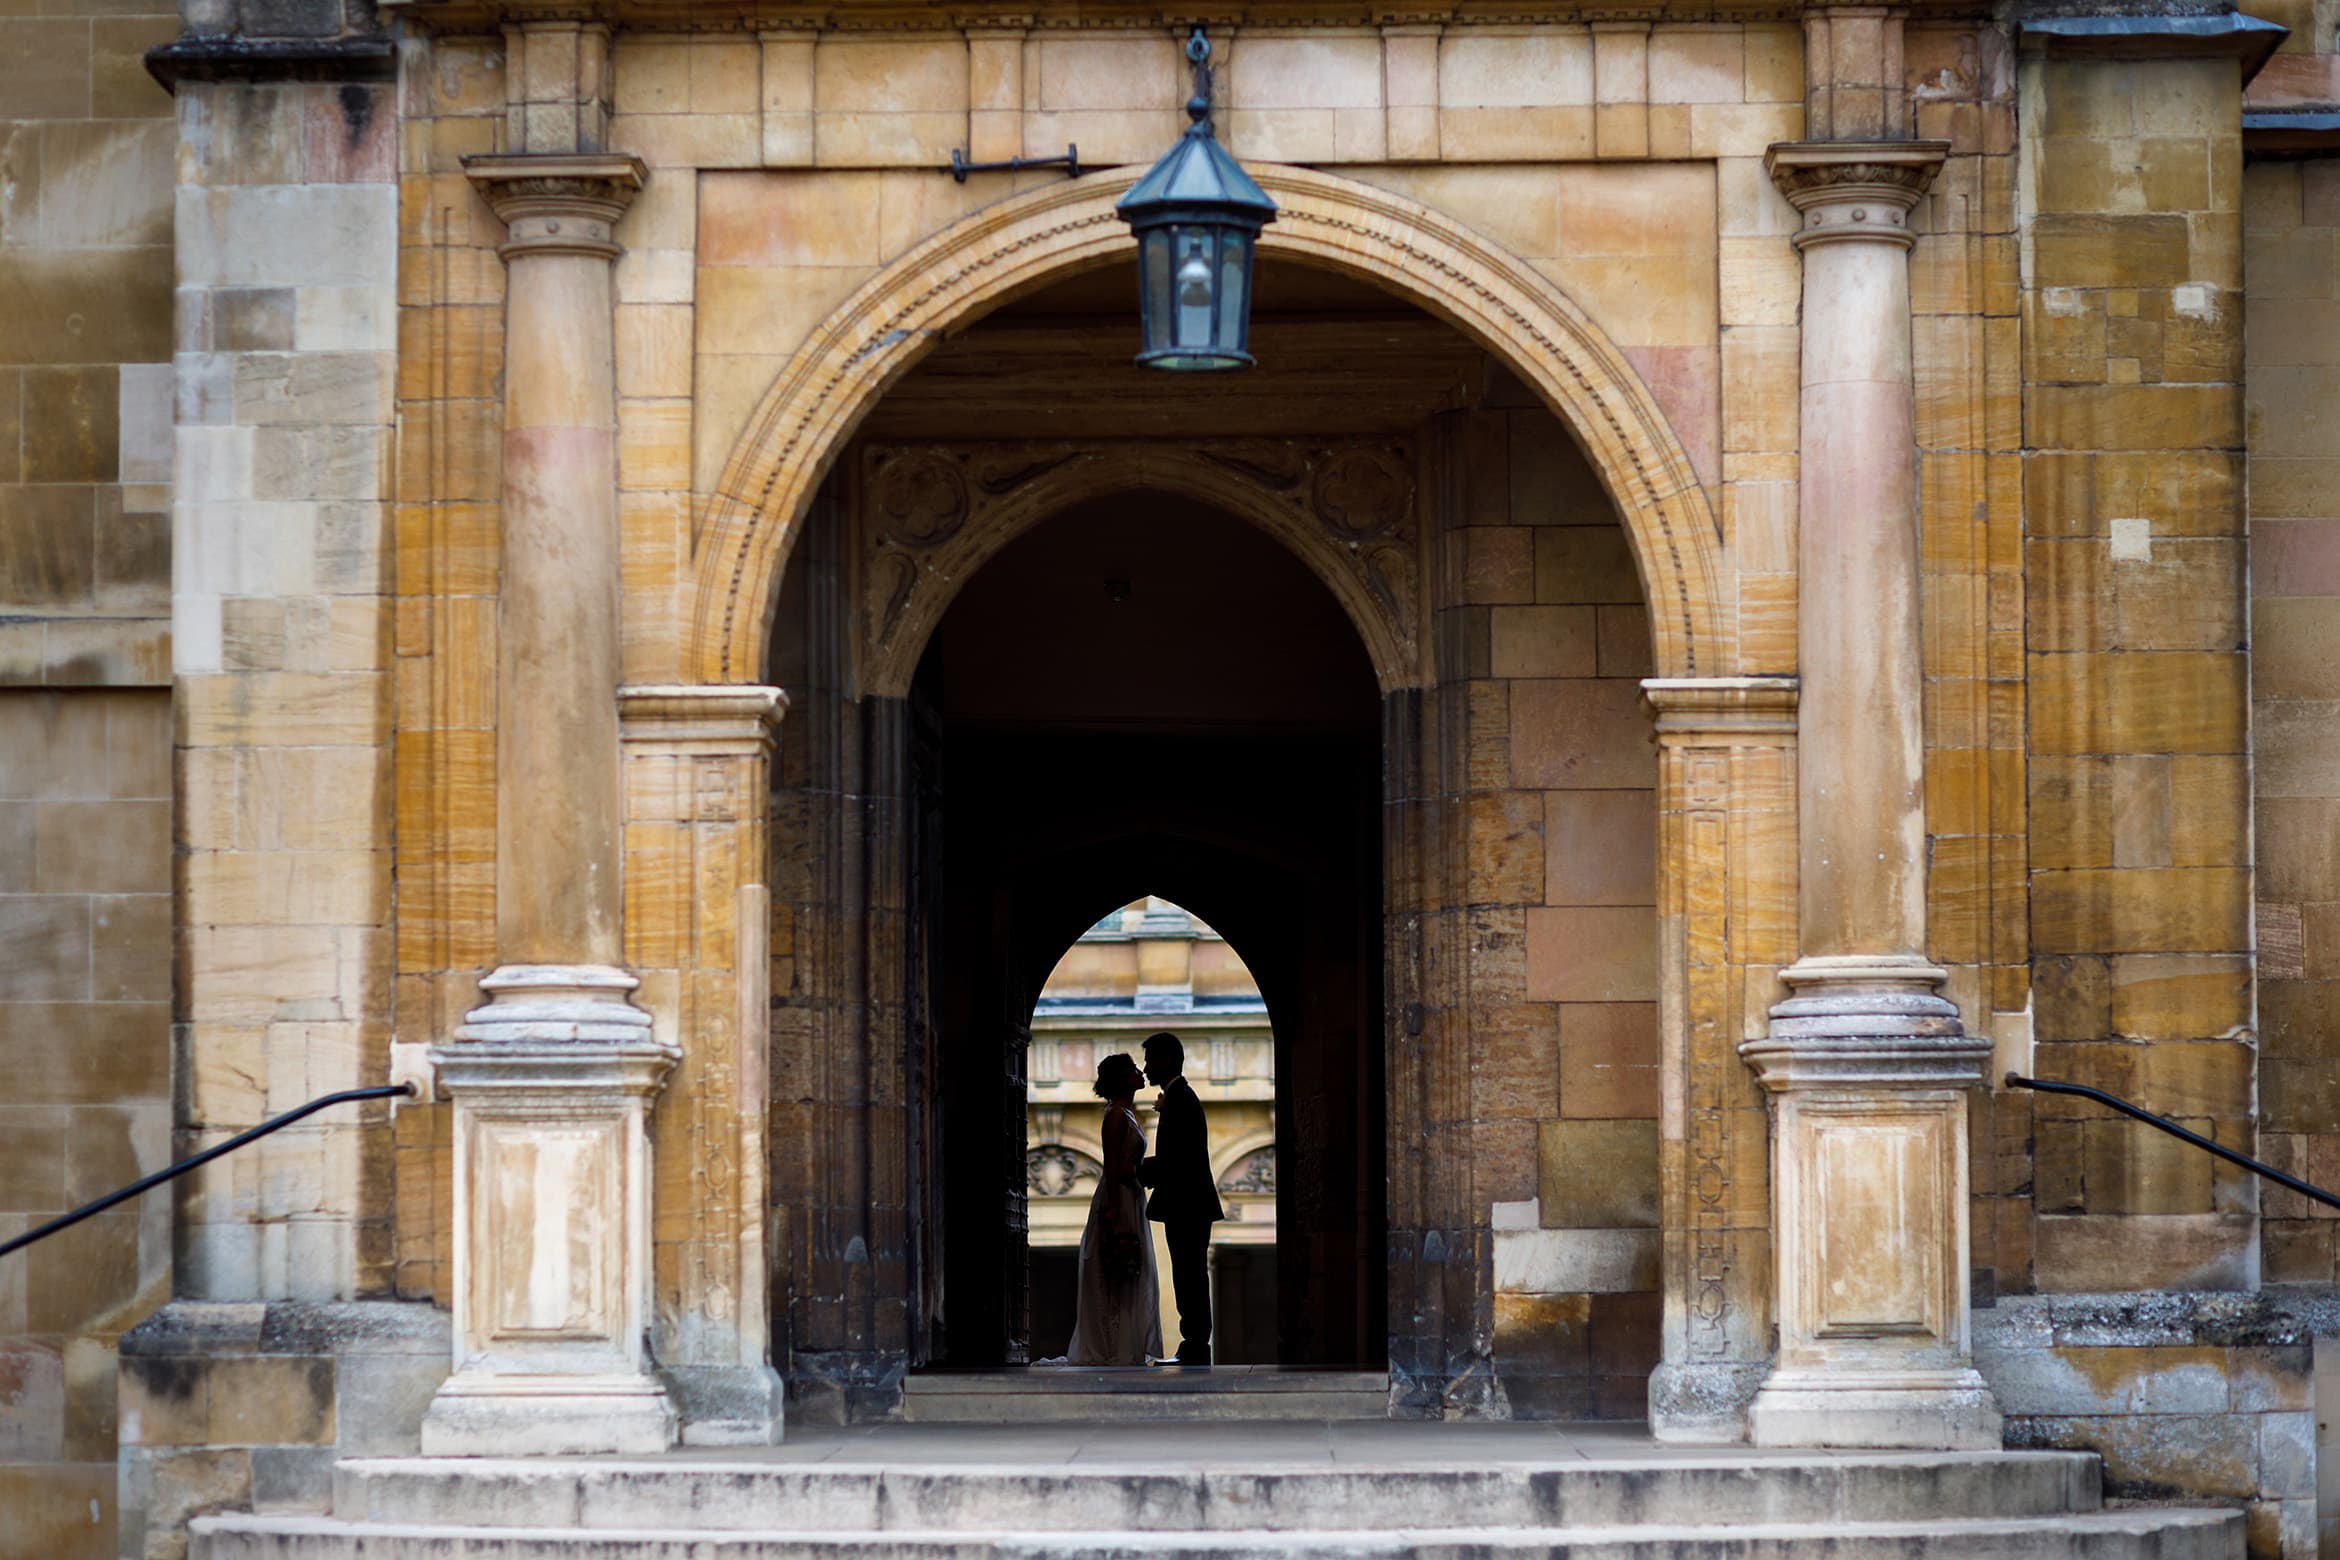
1092;1052;1143;1101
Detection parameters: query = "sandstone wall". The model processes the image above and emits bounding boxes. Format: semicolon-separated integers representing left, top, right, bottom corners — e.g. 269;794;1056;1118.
0;0;179;1549
2016;53;2256;1291
2244;157;2340;1283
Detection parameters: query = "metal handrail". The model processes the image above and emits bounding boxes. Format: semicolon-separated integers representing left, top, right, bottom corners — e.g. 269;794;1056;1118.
0;1083;416;1260
2006;1072;2340;1212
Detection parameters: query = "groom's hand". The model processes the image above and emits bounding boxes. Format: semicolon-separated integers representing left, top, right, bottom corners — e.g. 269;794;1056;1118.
1137;1157;1157;1187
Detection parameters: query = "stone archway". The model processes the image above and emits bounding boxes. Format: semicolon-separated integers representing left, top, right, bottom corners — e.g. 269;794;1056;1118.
641;164;1798;1435
686;163;1731;688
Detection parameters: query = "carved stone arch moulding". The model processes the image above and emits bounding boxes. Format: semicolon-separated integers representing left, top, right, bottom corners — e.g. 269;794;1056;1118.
688;163;1729;687
854;439;1425;698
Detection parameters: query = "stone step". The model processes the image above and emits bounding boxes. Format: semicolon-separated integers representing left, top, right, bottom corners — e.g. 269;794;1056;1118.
193;1508;2245;1560
326;1451;2105;1534
898;1369;1391;1423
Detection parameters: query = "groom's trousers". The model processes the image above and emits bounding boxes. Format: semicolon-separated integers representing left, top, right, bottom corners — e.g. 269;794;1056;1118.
1165;1220;1212;1359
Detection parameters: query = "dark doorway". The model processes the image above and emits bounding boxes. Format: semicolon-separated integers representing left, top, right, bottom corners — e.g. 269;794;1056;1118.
916;492;1385;1369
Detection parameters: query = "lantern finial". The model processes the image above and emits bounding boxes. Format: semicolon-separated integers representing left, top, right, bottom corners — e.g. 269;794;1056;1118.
1186;27;1213;129
1115;26;1279;372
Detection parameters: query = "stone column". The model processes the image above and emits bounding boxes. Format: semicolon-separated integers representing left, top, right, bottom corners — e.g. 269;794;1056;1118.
421;152;681;1456
1743;141;2000;1451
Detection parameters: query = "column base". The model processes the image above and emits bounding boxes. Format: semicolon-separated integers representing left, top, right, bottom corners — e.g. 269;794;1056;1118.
1647;1359;1767;1443
421;1372;678;1456
458;962;656;1044
1747;1366;2003;1450
663;1363;786;1446
428;961;681;1458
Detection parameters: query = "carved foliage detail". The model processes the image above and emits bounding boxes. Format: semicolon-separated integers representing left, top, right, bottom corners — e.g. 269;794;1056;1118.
1027;1143;1105;1198
854;439;1422;692
1219;1146;1276;1195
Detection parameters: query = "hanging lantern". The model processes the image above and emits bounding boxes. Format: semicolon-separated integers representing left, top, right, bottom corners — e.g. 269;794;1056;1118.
1116;29;1278;371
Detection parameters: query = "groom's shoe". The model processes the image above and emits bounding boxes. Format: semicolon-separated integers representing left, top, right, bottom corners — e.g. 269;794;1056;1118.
1171;1346;1211;1367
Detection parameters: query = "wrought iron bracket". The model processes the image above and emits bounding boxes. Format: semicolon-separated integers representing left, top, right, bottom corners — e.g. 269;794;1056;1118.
947;144;1080;183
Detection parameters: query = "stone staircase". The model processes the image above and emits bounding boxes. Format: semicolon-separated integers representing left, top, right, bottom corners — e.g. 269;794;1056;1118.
189;1423;2243;1559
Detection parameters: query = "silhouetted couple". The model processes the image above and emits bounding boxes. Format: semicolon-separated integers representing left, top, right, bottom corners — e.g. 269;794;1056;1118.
1051;1031;1221;1367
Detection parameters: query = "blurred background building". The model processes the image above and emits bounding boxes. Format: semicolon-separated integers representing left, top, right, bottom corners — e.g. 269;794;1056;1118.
1025;897;1278;1363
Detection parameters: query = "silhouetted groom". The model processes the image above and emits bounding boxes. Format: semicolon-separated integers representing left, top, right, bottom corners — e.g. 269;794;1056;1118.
1139;1031;1222;1365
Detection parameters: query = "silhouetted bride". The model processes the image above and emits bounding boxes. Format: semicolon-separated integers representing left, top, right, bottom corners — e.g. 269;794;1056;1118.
1044;1052;1162;1365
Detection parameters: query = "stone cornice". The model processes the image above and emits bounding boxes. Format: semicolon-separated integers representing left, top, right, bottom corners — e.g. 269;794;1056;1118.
1641;676;1798;740
2020;11;2286;85
385;0;2000;37
145;35;396;91
618;684;790;752
464;153;647;260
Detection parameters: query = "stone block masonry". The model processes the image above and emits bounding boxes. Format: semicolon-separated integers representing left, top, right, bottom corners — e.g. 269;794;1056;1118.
0;691;173;1560
1977;1293;2333;1558
2017;50;2256;1295
115;1300;448;1560
0;0;182;1546
171;73;400;1308
2245;159;2340;1290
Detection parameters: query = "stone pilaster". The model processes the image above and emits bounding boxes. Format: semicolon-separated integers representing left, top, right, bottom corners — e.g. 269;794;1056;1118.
421;152;680;1457
1746;141;2001;1451
618;684;790;1446
1640;678;1797;1444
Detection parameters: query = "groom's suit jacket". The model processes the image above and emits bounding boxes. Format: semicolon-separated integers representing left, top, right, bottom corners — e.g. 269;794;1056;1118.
1146;1076;1225;1225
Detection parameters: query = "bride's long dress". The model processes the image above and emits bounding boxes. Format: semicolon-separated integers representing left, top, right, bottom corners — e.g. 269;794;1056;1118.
1057;1104;1163;1365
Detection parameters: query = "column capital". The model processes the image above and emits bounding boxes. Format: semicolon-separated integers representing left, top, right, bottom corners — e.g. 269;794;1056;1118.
464;152;645;261
1763;140;1948;251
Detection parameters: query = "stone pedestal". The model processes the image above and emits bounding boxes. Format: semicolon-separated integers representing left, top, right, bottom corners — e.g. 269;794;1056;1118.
1743;963;1999;1450
422;969;679;1455
422;152;679;1455
1748;141;2000;1451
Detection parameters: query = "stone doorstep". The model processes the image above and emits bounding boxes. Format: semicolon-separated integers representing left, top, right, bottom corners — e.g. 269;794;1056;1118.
896;1367;1393;1422
903;1368;1392;1394
320;1444;2106;1534
187;1507;2247;1560
901;1392;1392;1422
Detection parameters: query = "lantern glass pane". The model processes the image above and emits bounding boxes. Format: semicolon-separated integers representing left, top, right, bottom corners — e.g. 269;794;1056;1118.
1174;226;1216;349
1217;229;1249;352
1140;231;1172;354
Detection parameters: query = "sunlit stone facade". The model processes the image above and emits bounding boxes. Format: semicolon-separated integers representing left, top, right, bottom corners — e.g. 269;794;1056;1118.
2;0;2340;1551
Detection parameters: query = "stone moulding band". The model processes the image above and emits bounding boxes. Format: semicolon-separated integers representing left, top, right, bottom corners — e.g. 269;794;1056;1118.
617;684;790;752
1640;675;1797;737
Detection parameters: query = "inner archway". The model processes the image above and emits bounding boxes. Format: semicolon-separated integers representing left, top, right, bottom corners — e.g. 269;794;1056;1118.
921;489;1384;1369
